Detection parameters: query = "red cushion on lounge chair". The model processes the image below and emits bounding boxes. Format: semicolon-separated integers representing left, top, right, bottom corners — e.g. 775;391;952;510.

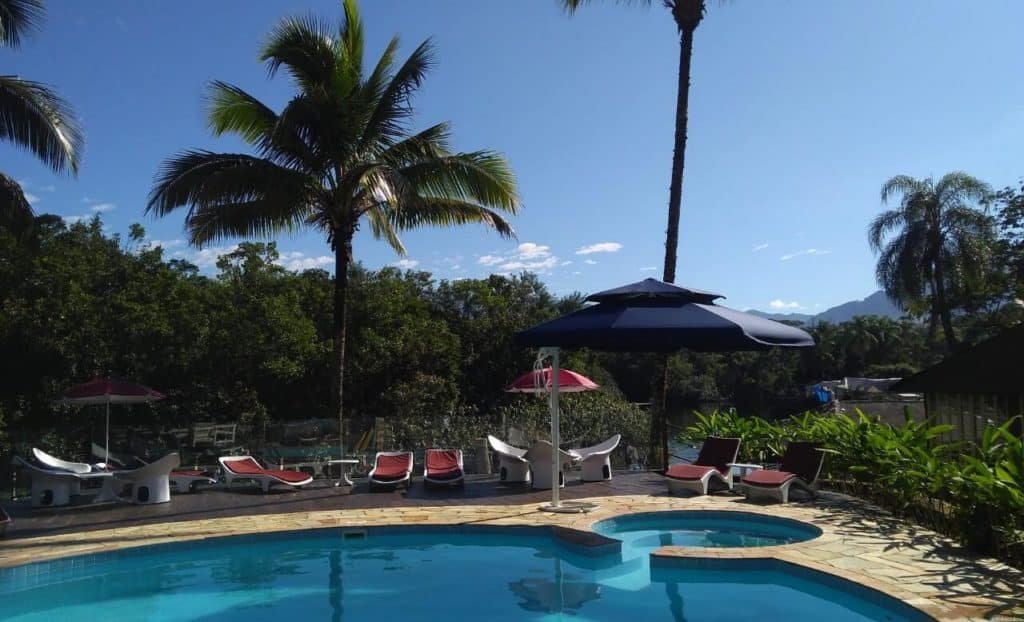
374;454;412;480
264;469;312;483
742;470;796;487
665;464;717;480
223;458;309;483
222;457;265;475
426;450;461;478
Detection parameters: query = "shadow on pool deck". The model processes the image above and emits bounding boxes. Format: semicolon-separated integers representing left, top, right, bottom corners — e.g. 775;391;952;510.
1;470;667;540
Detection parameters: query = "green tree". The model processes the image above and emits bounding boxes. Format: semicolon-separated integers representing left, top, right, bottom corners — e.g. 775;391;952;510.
0;0;84;235
147;0;519;452
869;173;994;350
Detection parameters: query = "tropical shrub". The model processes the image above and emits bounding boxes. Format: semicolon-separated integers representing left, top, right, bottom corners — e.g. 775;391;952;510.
679;410;1023;566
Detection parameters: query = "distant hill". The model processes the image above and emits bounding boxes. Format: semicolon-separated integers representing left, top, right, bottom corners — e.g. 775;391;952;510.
749;291;903;325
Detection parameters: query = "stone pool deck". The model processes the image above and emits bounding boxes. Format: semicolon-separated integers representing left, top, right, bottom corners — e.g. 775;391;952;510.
1;471;1021;620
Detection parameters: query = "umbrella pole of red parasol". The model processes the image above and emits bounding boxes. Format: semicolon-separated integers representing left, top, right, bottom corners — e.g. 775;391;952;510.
550;348;561;509
105;397;110;466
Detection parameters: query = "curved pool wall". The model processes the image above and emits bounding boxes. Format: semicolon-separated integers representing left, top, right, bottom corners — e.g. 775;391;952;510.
0;524;932;622
593;510;823;553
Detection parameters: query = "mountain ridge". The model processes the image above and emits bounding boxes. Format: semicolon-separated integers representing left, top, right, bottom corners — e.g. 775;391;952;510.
747;290;903;324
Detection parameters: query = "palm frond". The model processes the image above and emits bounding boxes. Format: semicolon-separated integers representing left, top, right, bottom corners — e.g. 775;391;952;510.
185;197;311;247
377;122;450;166
0;75;83;174
260;14;338;92
880;174;929;205
0;171;32;235
867;209;906;252
206;81;319;173
360;39;434;152
147;150;313;232
0;0;43;48
935;171;992;208
396;151;519;213
388;196;516;238
560;0;653;13
365;204;405;254
335;0;364;91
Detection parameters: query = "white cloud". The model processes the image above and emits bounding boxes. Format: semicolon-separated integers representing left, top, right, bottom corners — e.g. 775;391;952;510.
478;241;564;275
391;258;420;270
90;202;116;213
584;259;597;265
498;256;559;272
38;184;55;192
24;193;39;204
81;196;93;203
780;248;831;261
190;245;239;269
274;251;332;271
752;243;769;251
768;299;803;310
516;242;550;259
576;242;623;255
61;215;85;225
640;266;658;272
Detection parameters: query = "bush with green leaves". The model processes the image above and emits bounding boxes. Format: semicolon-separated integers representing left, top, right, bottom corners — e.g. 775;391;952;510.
679;410;1023;565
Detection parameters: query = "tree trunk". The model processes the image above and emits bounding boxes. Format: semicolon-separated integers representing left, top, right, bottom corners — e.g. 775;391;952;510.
932;260;957;350
653;19;700;472
661;25;696;285
333;233;352;455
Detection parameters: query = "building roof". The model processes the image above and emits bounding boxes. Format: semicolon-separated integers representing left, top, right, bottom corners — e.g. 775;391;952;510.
891;324;1024;394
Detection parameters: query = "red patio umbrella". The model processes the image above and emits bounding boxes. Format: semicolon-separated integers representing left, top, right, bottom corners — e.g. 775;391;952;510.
505;367;598;394
63;377;166;465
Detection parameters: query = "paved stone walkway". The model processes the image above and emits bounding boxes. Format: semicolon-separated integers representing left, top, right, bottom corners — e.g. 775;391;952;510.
1;476;1021;620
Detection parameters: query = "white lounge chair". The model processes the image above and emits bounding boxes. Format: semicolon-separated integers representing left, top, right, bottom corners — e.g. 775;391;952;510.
111;453;180;504
423;449;464;488
32;447;94;474
487;435;531;484
570;434;621;482
13;456;83;507
368;451;414;490
524;440;578;490
219;455;313;492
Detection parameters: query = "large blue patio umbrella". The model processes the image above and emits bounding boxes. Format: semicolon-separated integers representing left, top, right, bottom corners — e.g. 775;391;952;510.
513;278;814;512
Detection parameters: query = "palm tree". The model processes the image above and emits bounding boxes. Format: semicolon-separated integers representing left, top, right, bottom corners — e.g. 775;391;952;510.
0;0;84;235
868;172;993;350
148;0;519;451
561;0;704;284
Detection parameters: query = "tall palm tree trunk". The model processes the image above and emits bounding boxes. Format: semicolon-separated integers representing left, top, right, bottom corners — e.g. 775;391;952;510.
654;13;701;471
333;233;353;458
661;24;696;285
932;261;957;349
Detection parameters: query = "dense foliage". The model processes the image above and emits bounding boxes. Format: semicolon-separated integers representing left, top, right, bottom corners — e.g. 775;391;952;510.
680;410;1024;565
1;214;1015;460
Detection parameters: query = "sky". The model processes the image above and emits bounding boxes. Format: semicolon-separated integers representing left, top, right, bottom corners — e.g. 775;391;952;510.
6;0;1023;313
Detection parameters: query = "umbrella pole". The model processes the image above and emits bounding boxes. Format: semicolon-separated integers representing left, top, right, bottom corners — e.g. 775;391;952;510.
550;348;560;509
105;398;110;466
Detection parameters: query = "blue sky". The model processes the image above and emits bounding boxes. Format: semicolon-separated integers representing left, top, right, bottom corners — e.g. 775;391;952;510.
6;0;1023;312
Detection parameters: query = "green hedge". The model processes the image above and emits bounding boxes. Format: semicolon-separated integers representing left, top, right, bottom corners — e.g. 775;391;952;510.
679;409;1024;566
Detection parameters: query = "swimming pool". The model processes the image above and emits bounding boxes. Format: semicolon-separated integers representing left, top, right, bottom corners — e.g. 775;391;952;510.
0;526;928;621
593;510;822;556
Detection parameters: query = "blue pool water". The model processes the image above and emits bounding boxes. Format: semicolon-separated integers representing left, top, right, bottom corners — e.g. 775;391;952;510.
593;510;822;557
0;527;928;621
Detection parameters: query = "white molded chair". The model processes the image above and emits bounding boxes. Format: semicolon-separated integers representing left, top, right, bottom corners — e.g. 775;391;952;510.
525;440;577;490
112;453;180;504
570;434;621;482
487;435;531;484
368;451;415;490
32;448;93;474
14;456;83;507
